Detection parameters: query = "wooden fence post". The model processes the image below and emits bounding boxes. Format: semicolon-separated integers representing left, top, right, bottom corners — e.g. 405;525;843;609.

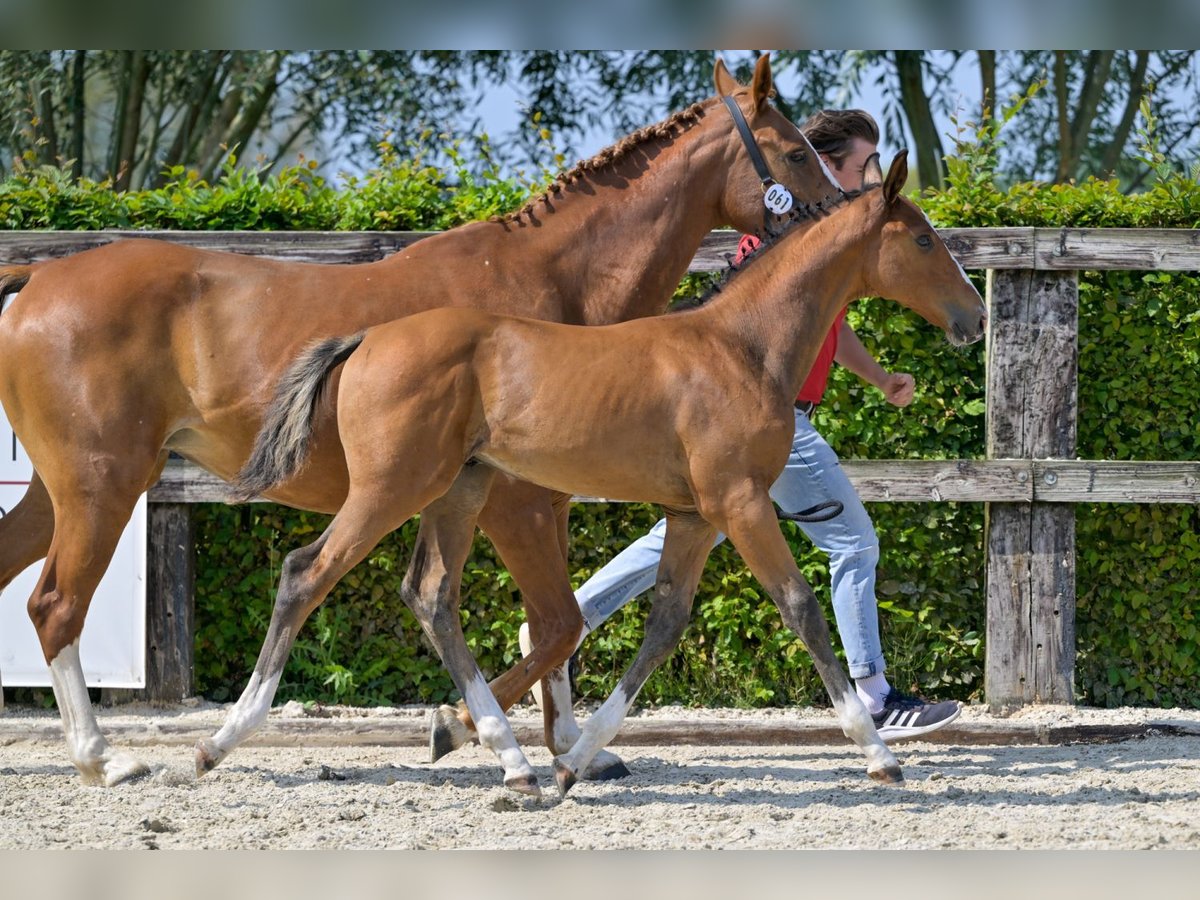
984;269;1079;710
145;502;195;702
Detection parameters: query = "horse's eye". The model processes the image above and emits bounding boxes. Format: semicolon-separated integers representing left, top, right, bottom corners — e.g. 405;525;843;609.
916;234;933;249
788;149;808;163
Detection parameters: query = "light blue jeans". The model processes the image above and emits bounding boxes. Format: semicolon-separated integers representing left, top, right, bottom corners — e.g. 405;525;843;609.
575;407;885;678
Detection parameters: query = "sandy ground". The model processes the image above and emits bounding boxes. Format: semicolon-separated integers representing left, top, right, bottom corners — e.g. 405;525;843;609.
1;701;1199;850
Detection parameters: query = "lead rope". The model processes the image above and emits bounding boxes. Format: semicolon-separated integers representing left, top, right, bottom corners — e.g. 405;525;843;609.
776;500;844;524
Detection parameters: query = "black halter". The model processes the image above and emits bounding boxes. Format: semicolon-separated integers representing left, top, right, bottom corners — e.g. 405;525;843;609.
721;95;797;236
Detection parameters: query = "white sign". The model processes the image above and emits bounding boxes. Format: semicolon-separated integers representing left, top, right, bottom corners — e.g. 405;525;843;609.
763;182;794;215
0;414;146;687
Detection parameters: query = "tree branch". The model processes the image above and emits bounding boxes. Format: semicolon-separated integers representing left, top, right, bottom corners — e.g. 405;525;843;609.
893;51;945;189
114;50;150;191
1101;51;1149;177
1054;51;1072;182
69;50;85;180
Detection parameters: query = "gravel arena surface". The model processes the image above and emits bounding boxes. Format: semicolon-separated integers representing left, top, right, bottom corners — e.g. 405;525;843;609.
1;701;1199;850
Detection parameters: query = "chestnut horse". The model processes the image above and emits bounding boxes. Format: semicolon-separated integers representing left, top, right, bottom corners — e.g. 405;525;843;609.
0;56;844;786
208;151;986;796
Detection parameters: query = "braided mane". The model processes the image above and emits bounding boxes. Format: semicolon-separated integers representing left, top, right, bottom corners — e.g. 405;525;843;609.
671;183;872;312
497;99;711;224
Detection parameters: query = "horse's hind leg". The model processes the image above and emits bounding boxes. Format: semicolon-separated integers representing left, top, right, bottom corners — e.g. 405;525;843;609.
409;466;540;796
435;479;629;780
196;486;422;775
0;472;53;592
721;493;902;784
553;511;716;796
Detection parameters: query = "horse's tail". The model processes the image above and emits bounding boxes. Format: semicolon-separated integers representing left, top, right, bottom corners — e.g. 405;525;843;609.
0;266;33;316
232;331;366;502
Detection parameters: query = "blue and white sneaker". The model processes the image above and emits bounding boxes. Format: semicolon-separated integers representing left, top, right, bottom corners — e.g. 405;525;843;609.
871;689;962;742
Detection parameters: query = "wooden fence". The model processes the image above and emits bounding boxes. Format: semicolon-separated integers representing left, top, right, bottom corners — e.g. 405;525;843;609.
3;228;1199;710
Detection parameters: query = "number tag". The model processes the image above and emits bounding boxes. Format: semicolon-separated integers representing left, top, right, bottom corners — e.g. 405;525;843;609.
763;182;793;215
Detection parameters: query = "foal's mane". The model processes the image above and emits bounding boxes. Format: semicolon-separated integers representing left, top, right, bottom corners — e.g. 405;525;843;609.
497;98;711;224
671;183;874;313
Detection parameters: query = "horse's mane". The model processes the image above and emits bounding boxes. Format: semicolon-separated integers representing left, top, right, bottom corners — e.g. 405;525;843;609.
496;99;711;224
671;183;875;313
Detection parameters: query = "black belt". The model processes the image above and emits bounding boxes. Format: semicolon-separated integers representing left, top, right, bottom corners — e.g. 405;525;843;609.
794;400;816;417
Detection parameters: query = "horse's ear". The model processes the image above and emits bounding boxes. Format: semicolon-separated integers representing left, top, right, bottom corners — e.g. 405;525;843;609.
749;54;775;114
863;151;884;190
714;57;739;97
884;149;909;204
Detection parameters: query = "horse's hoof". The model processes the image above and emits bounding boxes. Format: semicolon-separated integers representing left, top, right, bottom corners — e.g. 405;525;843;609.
194;737;224;777
553;757;578;797
868;763;905;785
101;753;151;787
429;705;470;763
582;749;631;782
504;772;542;798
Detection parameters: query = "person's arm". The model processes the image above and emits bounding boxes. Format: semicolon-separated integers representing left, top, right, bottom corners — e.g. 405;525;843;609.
833;321;914;407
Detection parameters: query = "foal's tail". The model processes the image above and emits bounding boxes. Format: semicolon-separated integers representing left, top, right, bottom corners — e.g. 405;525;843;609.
0;266;33;315
232;332;366;502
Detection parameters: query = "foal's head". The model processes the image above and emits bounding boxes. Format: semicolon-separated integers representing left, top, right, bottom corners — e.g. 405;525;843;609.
713;55;843;236
858;151;987;346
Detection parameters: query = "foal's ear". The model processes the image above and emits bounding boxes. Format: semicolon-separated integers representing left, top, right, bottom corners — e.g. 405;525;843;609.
883;150;909;204
750;54;775;115
713;57;739;97
863;151;884;190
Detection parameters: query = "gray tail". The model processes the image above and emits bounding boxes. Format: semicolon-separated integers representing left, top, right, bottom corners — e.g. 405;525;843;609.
232;332;366;502
0;266;33;313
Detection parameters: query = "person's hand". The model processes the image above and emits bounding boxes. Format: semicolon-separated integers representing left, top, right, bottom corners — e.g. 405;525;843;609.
880;372;914;407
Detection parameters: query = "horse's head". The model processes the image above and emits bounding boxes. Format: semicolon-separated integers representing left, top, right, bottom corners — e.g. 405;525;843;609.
859;151;986;346
713;55;843;236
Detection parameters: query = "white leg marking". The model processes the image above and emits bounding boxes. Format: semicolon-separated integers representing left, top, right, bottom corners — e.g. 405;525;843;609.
833;685;899;776
49;641;148;786
560;684;632;776
460;671;535;786
209;670;282;754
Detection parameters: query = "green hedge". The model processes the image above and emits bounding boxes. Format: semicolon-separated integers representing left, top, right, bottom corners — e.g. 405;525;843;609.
4;150;1197;709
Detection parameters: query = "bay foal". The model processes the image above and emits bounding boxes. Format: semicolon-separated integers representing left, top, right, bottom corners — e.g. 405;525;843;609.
215;151;986;795
0;56;840;785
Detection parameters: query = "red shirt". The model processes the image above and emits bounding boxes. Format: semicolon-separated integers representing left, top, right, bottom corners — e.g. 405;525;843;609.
735;234;842;405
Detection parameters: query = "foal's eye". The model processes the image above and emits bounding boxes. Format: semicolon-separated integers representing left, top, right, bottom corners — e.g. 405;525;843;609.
787;149;808;163
916;234;933;249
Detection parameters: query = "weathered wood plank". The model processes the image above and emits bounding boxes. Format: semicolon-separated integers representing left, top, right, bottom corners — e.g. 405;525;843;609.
0;230;428;265
4;227;1199;272
148;458;1200;505
838;459;1031;502
152;463;239;504
984;269;1079;710
1034;461;1200;504
145;503;195;703
1035;227;1200;271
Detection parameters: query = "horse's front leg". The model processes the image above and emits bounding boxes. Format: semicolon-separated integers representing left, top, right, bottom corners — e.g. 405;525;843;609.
552;510;716;796
722;490;902;784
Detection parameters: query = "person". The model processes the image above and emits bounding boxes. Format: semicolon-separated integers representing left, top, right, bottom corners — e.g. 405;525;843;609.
520;109;960;742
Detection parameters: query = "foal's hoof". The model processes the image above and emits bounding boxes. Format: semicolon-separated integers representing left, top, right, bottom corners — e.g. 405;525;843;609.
504;772;543;798
552;757;578;797
868;762;905;785
429;704;471;763
194;737;225;777
582;749;631;782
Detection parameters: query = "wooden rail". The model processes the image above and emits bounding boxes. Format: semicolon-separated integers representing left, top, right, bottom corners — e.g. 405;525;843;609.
3;227;1198;710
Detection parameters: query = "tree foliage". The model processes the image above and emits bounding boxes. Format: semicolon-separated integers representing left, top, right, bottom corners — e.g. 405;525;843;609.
3;51;1198;195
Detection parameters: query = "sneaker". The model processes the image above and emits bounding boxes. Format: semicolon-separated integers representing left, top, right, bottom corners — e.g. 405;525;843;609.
871;689;961;743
